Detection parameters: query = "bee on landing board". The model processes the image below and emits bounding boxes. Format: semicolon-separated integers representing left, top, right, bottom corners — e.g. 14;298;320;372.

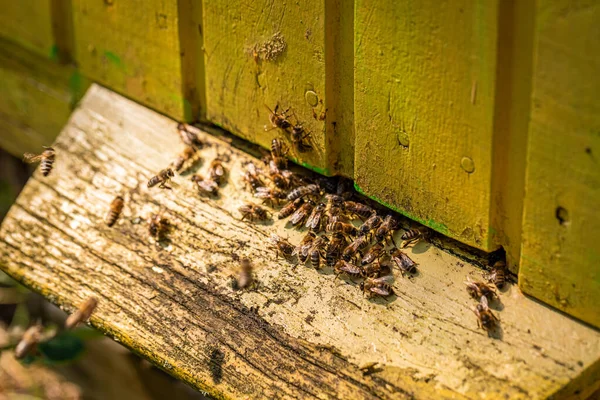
269;234;295;259
473;295;499;332
287;184;320;201
148;211;170;241
254;186;287;207
148;168;175;190
208;158;227;185
309;235;329;269
243;162;265;191
105;195;125;227
326;233;347;267
235;257;254;290
326;221;357;237
360;275;395;298
14;324;44;359
172;146;199;173
23;146;55;176
389;248;417;276
278;198;304;219
239;203;271;222
485;260;507;289
358;214;382;237
464;277;498;302
401;227;428;248
342;235;370;261
177;123;204;148
305;202;326;232
271;138;289;168
334;260;363;279
295;231;316;263
375;214;399;246
361;259;392;278
361;243;385;266
65;296;99;330
344;201;374;221
289;201;315;227
191;174;219;196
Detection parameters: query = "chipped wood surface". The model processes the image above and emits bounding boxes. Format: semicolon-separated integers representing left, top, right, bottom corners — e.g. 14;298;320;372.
0;85;599;399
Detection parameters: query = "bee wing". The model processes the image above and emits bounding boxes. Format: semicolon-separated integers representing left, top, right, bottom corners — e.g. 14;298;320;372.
23;153;42;163
372;274;395;284
369;286;393;296
480;295;489;308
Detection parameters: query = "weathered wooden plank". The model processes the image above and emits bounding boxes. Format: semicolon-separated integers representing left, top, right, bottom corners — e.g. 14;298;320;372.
519;1;600;328
0;37;89;157
353;1;500;251
0;1;55;59
1;85;599;399
72;0;199;121
202;0;336;175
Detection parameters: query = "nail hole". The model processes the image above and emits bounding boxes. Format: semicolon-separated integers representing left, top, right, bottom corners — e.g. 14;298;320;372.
555;207;569;226
585;147;592;155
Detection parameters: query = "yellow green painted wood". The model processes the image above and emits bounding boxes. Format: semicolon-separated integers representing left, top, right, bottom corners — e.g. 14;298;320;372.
0;1;56;59
71;0;199;121
354;0;501;251
519;0;600;329
202;0;334;175
0;37;89;157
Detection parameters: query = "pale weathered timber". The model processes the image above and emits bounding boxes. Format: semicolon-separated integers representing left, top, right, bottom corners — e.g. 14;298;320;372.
0;85;599;400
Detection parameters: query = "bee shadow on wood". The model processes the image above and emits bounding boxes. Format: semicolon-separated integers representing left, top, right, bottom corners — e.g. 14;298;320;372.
366;293;398;305
487;323;503;340
488;297;504;312
409;240;431;255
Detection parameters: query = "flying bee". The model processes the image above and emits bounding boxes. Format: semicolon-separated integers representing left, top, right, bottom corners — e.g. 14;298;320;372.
326;221;357;236
65;296;99;330
401;227;428;248
472;295;499;332
305;202;326;232
172;146;200;174
265;104;292;131
254;186;287;207
271;138;289;168
295;231;316;263
177;123;204;148
14;324;43;359
289;201;315;226
105;195;124;227
309;235;329;269
464;277;498;301
361;243;386;266
342;235;370;261
235;257;254;290
148;168;175;190
23;146;55;176
486;260;507;289
278;198;304;219
326;233;347;267
360;275;395;298
389;249;417;276
148;211;170;241
375;214;399;245
290;124;312;153
239;203;271;222
287;184;320;201
344;201;374;220
191;174;219;196
269;234;295;259
243;162;265;190
334;260;363;279
208;158;227;185
361;259;392;278
358;214;382;237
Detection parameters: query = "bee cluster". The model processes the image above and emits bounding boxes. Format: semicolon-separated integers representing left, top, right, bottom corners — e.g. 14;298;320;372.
464;260;508;334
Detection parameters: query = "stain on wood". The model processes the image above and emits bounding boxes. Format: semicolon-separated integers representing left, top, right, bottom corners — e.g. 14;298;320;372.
0;85;599;399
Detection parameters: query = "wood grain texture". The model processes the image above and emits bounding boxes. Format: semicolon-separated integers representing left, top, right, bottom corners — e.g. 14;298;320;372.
1;85;599;399
72;0;194;121
0;37;89;157
353;0;499;251
519;0;600;328
0;0;56;59
202;0;332;175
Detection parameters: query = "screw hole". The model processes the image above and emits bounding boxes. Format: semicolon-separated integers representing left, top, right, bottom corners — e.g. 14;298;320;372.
555;207;569;226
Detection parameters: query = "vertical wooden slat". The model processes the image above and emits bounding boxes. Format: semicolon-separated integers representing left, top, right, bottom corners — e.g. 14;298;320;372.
354;0;500;251
202;0;333;175
519;0;600;328
0;1;56;60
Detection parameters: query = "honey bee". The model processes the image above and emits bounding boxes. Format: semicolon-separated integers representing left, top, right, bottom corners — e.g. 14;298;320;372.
105;195;124;227
254;186;287;207
361;259;392;278
358;214;382;237
360;243;386;266
375;214;399;245
389;248;417;276
148;168;175;190
472;295;499;332
278;198;304;219
295;231;316;263
269;234;295;259
326;233;347;267
235;257;254;290
344;201;374;220
305;202;326;232
177;123;204;148
148;211;170;241
334;260;363;279
342;235;370;261
172;146;198;173
290;124;312;153
309;235;329;269
486;260;507;289
23;146;56;176
336;178;354;199
65;296;99;330
324;194;345;224
326;221;357;236
239;203;271;222
464;277;498;301
271;138;289;168
243;162;265;190
209;158;227;185
265;104;292;131
360;275;395;298
287;184;320;201
191;174;219;195
270;169;294;190
289;201;315;226
317;177;337;194
401;227;428;248
14;324;43;359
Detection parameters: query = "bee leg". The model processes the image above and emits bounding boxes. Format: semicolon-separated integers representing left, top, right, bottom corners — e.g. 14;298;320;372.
390;235;398;248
